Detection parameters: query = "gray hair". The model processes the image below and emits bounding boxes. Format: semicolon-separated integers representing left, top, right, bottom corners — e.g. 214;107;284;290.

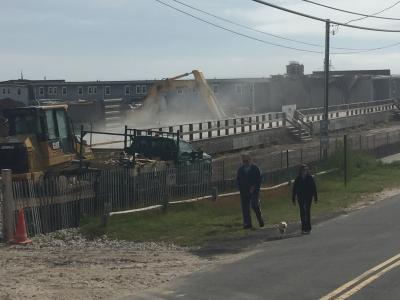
241;152;251;160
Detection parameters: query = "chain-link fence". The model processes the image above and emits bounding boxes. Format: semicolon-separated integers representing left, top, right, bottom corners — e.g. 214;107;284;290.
4;128;400;237
212;128;400;194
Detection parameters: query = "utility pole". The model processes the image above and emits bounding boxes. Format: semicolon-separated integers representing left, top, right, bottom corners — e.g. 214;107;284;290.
251;82;256;114
321;19;330;160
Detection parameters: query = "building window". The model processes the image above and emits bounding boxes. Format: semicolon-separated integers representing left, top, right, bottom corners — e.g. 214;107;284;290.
17;88;21;95
104;86;111;95
136;85;141;94
62;87;67;96
177;87;183;95
78;86;83;96
141;85;147;94
48;87;53;95
87;86;97;95
39;87;44;96
213;84;219;94
125;86;131;95
53;87;57;96
2;88;6;94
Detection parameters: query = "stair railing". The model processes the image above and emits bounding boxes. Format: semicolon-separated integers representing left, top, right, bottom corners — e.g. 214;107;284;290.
294;110;313;136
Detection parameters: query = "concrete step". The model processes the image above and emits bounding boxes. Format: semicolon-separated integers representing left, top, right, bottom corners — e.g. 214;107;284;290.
105;110;121;115
299;132;311;136
105;116;122;122
104;98;123;103
300;138;312;142
104;104;121;109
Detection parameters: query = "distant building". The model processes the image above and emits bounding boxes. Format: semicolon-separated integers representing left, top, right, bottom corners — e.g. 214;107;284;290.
286;61;304;77
0;65;396;118
0;79;154;106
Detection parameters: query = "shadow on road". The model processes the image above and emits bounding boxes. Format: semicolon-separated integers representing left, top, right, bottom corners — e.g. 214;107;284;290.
190;225;302;258
190;211;343;258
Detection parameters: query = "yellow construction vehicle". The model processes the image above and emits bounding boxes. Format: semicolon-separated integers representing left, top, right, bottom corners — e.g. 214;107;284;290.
0;105;93;180
128;70;225;122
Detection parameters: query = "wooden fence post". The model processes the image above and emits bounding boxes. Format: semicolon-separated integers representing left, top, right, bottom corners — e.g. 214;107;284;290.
1;169;15;242
286;150;290;185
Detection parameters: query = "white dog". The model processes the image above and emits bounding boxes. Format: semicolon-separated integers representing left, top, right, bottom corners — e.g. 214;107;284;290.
277;221;288;236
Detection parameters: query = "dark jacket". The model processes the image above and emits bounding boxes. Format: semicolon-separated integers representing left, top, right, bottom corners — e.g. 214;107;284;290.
292;175;318;202
237;164;262;197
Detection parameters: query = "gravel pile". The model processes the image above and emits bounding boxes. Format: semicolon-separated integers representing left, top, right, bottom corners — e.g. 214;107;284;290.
0;228;207;300
9;228;185;252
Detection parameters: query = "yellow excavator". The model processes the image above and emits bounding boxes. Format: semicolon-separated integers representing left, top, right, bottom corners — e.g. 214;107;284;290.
129;70;225;121
0;105;93;180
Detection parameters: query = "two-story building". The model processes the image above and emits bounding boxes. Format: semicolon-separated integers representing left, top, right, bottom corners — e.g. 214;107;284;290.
0;63;396;127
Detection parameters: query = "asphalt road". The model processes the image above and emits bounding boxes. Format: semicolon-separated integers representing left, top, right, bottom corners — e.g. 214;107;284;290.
123;194;400;300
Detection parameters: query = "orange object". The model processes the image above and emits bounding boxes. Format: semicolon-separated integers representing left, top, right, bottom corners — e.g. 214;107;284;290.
12;209;32;244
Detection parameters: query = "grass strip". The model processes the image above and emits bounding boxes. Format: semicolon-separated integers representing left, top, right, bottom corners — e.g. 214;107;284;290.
81;153;400;246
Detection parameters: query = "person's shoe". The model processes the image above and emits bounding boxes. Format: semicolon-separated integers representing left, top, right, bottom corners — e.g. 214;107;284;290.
259;220;265;227
243;225;253;230
302;230;310;235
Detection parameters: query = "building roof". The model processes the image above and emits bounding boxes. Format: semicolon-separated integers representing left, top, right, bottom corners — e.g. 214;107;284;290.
312;69;391;76
0;79;66;84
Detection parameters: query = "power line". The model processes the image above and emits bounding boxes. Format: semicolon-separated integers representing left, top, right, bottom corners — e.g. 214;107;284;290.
169;0;323;48
155;0;400;54
346;1;400;24
155;0;323;53
251;0;400;32
302;0;400;21
170;0;400;51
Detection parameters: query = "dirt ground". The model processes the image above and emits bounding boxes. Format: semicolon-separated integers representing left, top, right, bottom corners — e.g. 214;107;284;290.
2;120;400;300
2;187;400;300
0;230;212;300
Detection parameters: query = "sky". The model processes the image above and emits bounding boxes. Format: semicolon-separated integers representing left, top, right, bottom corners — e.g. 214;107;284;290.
1;0;400;81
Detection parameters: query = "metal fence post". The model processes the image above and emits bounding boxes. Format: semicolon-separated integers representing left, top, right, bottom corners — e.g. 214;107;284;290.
199;123;203;140
79;125;84;170
222;160;226;192
1;169;15;242
344;135;348;187
189;124;193;141
124;125;128;150
286;150;290;185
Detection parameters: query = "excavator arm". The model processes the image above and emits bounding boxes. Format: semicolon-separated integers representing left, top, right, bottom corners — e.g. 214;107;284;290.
191;70;225;119
139;70;225;119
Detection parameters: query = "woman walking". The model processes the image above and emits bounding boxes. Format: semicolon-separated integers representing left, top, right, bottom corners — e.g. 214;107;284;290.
292;165;318;234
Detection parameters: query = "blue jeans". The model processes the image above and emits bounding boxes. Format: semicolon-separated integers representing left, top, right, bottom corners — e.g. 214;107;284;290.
240;193;263;227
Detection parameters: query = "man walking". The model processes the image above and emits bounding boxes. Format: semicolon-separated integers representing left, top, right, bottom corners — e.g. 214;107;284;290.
237;153;264;229
292;164;318;234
